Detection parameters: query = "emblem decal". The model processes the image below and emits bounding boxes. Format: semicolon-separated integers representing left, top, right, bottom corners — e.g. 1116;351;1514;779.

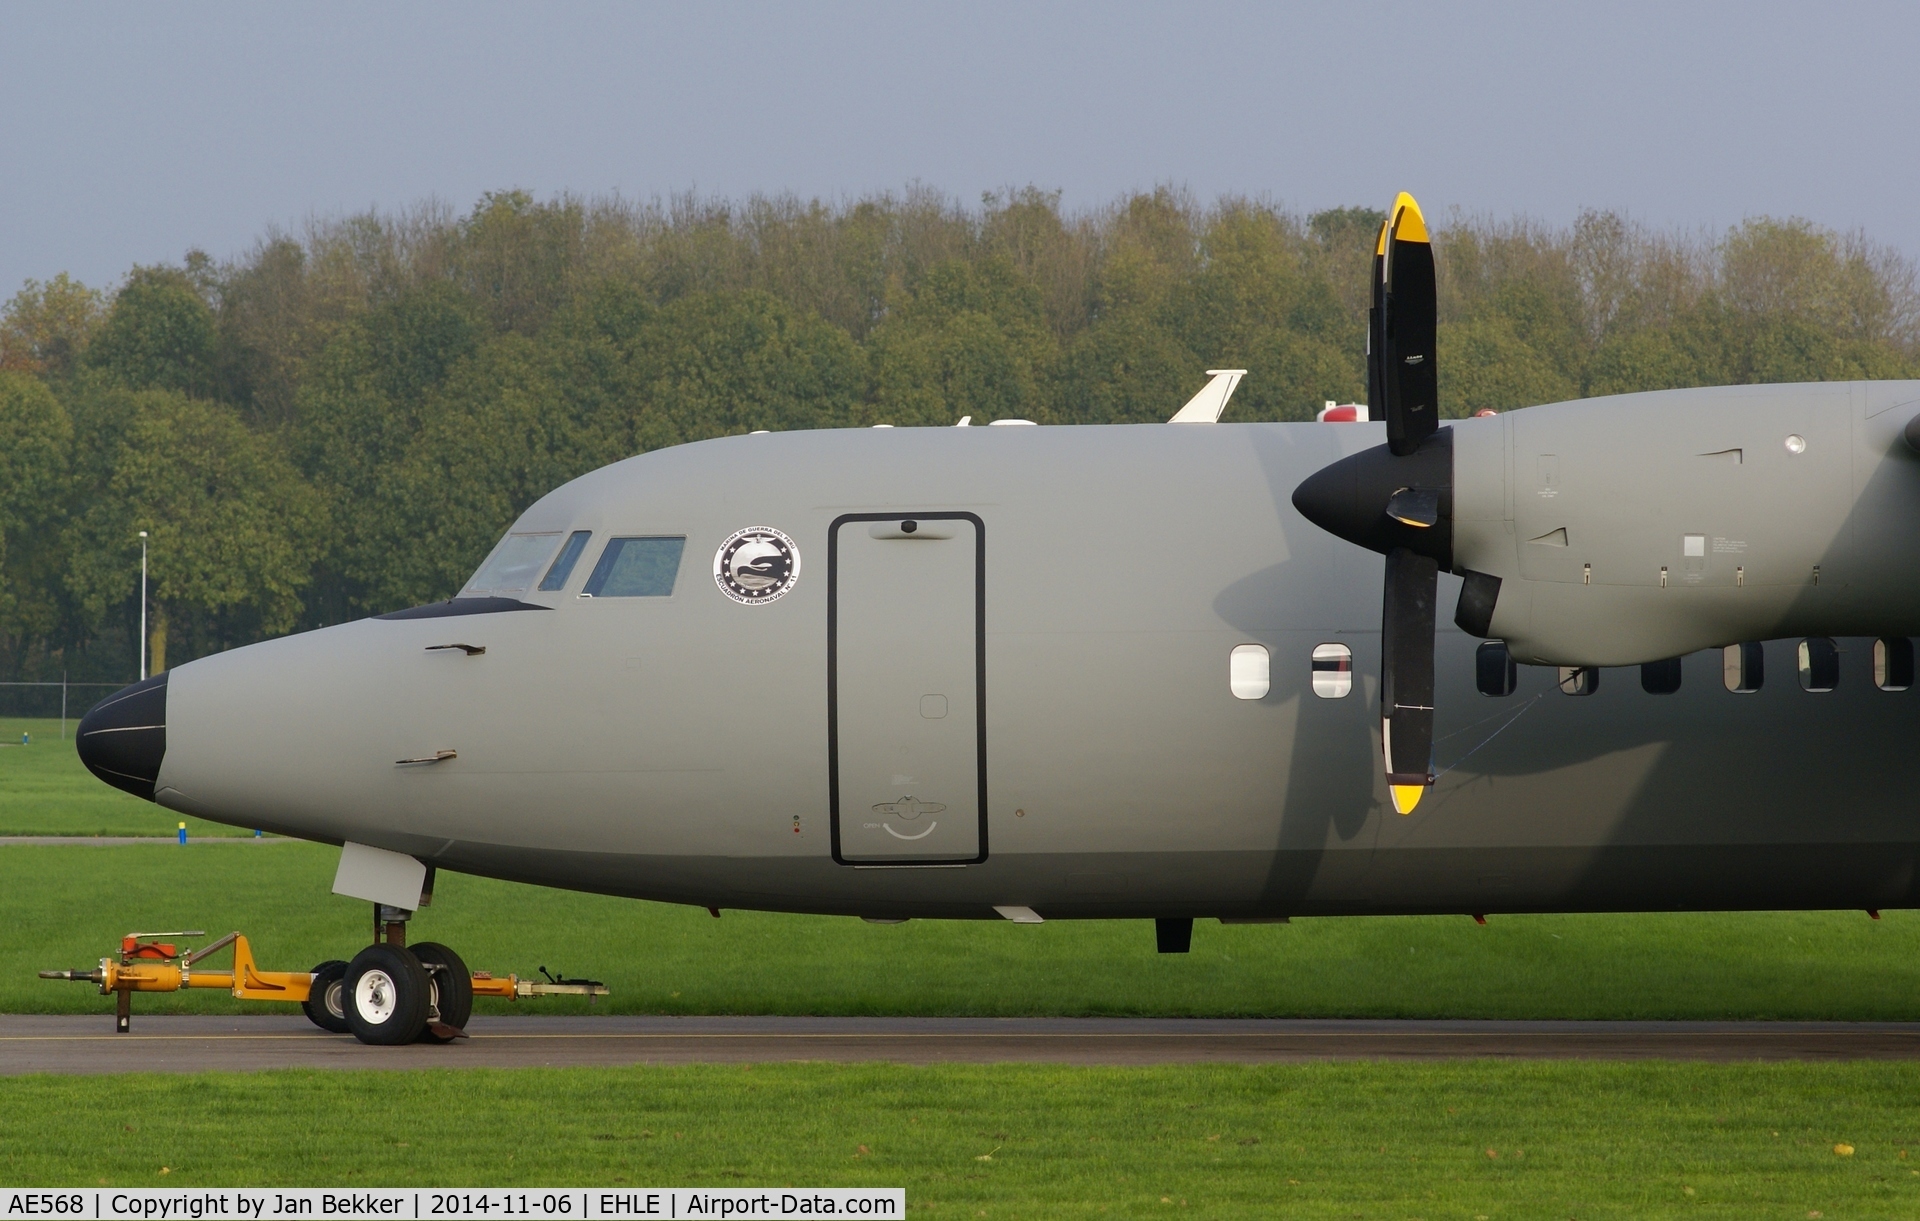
713;526;801;605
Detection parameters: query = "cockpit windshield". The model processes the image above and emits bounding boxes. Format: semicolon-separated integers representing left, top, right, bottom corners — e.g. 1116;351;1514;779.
464;532;561;594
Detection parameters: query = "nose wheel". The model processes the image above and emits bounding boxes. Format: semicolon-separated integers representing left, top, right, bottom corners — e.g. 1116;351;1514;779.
335;941;475;1045
410;941;473;1042
342;943;432;1045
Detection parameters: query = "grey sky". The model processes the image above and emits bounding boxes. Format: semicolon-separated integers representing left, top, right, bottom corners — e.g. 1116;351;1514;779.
2;1;1914;295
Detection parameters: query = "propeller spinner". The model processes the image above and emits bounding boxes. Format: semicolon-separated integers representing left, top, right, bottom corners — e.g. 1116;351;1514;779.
1294;193;1450;815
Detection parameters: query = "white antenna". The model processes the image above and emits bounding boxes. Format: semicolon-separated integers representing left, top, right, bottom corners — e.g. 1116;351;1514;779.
1167;369;1247;424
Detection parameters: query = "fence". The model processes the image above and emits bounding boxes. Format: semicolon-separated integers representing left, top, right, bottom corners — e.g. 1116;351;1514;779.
0;680;130;738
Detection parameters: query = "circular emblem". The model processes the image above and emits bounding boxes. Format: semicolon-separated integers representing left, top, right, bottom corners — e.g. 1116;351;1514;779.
713;526;801;605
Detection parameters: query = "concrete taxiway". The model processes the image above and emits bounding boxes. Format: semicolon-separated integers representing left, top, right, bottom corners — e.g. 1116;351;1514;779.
4;1015;1919;1074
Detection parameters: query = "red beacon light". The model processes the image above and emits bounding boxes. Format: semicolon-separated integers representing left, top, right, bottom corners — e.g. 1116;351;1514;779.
1316;401;1369;423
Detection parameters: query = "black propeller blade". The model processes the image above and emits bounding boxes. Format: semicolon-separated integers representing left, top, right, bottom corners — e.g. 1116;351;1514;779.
1295;193;1448;814
1380;548;1438;813
1374;194;1440;811
1373;194;1438;457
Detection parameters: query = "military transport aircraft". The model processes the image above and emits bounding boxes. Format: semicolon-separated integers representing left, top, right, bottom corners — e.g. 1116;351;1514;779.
74;194;1920;1045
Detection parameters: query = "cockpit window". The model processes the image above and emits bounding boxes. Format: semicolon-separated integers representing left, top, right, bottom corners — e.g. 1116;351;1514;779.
538;531;592;591
464;532;561;593
582;536;686;597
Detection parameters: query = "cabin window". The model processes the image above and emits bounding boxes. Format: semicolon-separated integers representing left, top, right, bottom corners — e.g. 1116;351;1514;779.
1558;666;1599;696
1875;638;1914;691
1723;642;1763;693
1309;643;1352;698
538;531;592;591
1641;657;1683;695
582;536;686;597
1798;638;1839;692
464;532;560;594
1475;640;1516;697
1229;644;1270;700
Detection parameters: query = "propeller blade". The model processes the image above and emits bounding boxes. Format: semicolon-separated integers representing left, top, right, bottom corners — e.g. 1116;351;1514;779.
1372;193;1438;458
1385;486;1441;528
1381;547;1438;814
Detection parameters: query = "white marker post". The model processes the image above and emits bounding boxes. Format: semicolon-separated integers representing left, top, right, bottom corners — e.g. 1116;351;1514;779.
137;530;148;681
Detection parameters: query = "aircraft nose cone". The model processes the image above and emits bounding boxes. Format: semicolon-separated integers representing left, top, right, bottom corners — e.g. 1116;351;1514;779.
76;674;168;801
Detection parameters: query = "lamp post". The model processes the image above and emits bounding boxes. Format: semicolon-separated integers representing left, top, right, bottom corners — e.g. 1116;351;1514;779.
138;531;148;682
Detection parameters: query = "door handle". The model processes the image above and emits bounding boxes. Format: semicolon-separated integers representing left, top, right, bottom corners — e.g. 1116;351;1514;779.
867;520;957;540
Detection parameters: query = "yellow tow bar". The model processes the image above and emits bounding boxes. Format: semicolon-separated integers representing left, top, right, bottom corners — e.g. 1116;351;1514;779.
41;930;608;1033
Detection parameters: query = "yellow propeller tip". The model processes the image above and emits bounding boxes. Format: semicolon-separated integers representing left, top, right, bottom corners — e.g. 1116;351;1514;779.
1390;784;1426;815
1375;192;1431;254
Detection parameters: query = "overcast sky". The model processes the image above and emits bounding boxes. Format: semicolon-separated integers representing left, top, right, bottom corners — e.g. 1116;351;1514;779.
2;1;1914;295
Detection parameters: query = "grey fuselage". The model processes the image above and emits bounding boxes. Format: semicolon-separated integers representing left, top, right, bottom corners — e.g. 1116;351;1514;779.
150;386;1920;920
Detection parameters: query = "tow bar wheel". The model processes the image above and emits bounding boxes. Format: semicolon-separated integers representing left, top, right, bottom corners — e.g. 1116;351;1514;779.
343;943;429;1045
301;960;350;1034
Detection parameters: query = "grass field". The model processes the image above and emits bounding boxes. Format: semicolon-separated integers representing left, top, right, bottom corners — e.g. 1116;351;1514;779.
7;839;1920;1020
0;717;235;837
11;720;1920;1214
3;1060;1917;1217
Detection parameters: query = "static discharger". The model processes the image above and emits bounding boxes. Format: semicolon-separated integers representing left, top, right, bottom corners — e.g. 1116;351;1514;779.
41;929;608;1034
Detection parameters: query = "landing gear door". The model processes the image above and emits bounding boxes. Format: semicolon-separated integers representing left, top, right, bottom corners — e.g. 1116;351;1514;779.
829;512;986;864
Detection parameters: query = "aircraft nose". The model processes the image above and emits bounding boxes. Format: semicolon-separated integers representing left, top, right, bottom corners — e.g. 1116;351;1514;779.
76;674;168;801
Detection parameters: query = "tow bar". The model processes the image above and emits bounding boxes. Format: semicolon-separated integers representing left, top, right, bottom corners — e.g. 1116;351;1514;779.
42;930;609;1035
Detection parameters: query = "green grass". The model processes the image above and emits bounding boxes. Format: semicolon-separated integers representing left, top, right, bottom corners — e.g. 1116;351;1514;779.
0;717;235;837
3;1060;1918;1217
8;840;1920;1020
10;735;1920;1215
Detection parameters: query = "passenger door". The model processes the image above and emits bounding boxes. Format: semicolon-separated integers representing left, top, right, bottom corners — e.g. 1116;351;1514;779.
829;512;986;864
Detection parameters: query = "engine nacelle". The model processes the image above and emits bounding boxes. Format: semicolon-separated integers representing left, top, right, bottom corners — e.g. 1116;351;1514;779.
1454;380;1920;666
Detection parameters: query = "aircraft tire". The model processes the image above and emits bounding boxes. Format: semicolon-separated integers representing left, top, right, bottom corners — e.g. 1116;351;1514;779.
410;941;473;1042
302;959;351;1033
343;944;430;1046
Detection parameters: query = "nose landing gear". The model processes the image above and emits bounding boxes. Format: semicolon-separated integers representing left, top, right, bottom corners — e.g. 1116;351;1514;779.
337;904;473;1044
333;905;485;1043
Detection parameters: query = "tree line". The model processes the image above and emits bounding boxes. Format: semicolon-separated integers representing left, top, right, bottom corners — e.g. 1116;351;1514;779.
1;186;1915;682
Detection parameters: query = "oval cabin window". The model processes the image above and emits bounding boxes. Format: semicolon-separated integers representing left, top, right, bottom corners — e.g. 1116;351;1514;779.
1875;638;1913;692
1723;642;1764;693
1309;643;1352;699
1558;666;1599;696
1640;657;1683;695
1475;641;1516;697
1229;644;1270;700
1798;638;1839;692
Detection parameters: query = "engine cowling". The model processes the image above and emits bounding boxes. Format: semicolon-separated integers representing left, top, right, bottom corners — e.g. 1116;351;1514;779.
1300;379;1920;668
1465;380;1920;664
